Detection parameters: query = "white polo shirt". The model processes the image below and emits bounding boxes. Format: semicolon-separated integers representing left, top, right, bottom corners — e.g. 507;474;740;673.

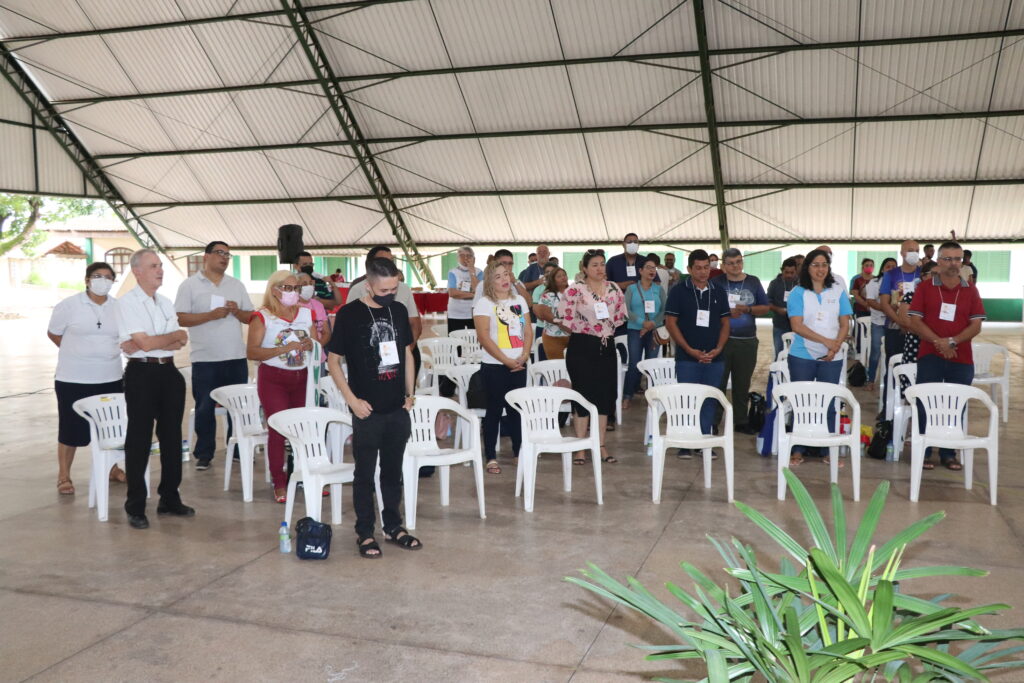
117;286;181;359
174;270;252;362
47;292;123;383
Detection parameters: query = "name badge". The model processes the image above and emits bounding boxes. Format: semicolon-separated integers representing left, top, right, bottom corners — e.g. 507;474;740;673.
816;310;826;322
379;340;400;365
727;292;740;308
507;315;522;337
643;299;655;313
626;265;637;278
696;309;710;327
939;303;957;322
593;301;610;319
903;281;916;296
783;290;790;302
458;280;470;292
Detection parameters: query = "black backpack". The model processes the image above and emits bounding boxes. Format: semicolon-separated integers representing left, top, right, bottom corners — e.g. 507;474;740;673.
847;360;867;387
747;392;766;432
466;369;487;409
295;516;332;560
867;421;893;460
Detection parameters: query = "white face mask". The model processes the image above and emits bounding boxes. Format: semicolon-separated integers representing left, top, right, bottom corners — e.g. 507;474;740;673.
88;277;113;296
625;242;640;255
905;251;921;266
299;285;315;301
709;260;719;268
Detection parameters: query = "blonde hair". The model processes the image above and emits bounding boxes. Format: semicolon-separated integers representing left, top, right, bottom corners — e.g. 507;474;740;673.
482;262;511;301
261;270;298;317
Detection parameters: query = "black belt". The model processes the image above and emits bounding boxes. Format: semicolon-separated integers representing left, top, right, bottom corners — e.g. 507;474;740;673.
128;357;175;365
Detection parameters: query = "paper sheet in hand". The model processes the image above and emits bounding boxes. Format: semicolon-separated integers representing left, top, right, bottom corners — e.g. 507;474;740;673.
209;294;225;311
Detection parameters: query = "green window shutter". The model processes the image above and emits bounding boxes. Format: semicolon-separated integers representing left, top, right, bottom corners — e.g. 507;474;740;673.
441;252;459;284
971;251;1010;283
741;250;782;283
512;252;530;280
232;255;241;279
563;251;586;277
322;257;345;277
250;255;277;281
855;250;894;275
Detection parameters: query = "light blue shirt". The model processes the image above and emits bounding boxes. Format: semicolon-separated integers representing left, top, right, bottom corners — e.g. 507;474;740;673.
625;281;666;331
788;283;853;360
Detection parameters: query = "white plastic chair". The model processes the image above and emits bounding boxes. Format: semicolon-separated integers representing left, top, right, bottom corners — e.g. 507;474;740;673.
181;365;227;463
883;354;904;421
836;342;850;387
72;394;150;522
773;381;862;502
402;396;486;529
637;357;677;447
210;384;269;502
614;334;628;425
267;407;354;526
855;318;871;366
316;376;353;463
765;360;791;457
442;363;484;450
646;384;734;503
972;343;1010;423
904;384;999;505
891;363;917;459
781;332;795;352
530;335;544;365
417;337;463;396
449;328;482;363
305;340;324;407
505;387;603;512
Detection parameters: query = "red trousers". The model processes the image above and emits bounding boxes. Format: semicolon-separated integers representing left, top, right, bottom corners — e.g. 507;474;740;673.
257;363;308;489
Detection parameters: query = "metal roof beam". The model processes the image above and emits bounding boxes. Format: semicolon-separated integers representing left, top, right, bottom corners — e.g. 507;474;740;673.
2;1;415;43
692;0;730;251
47;27;1024;107
87;109;1024;161
126;178;1024;208
279;0;435;287
0;42;163;252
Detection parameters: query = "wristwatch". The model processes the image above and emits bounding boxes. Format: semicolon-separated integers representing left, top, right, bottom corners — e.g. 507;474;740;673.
948;338;958;348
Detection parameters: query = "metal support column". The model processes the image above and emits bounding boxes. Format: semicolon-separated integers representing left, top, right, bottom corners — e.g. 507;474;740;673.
280;0;436;287
692;0;730;252
0;43;164;251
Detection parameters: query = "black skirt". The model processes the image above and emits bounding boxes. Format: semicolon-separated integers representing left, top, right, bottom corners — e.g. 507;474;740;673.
55;379;124;447
565;333;617;417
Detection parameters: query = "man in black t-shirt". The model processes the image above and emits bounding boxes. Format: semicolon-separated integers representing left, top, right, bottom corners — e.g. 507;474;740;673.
326;257;422;558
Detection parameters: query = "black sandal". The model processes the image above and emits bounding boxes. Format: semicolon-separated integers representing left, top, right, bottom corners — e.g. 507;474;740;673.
357;536;382;559
384;527;422;551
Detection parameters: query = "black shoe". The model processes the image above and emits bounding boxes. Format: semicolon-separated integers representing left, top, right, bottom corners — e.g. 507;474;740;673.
195;459;211;471
127;513;149;529
156;502;196;517
676;448;693;459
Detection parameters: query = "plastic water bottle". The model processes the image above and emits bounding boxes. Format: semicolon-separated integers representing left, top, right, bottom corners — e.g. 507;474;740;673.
885;443;895;462
278;521;291;554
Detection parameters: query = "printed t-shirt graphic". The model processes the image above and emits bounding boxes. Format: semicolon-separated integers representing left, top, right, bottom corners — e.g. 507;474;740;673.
494;301;525;349
368;309;400;380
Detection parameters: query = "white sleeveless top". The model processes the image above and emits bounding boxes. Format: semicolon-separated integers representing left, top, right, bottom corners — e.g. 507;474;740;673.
257;307;313;370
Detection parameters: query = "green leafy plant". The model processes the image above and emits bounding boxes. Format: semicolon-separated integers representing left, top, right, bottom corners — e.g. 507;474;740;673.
567;471;1023;682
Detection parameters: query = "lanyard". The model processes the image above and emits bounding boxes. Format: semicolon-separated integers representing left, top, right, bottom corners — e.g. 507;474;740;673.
366;302;396;331
937;284;961;308
691;283;710;310
635;282;655;320
727;276;747;293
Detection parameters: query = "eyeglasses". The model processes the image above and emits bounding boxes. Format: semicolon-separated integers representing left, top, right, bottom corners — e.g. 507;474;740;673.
938;256;963;264
809;261;830;268
723;259;743;266
210;249;231;258
276;285;300;292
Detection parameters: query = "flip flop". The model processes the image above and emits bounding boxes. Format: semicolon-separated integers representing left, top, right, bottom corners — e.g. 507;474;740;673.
572;457;587;466
57;478;75;495
486;460;501;475
944;460;963;471
922;460;935;470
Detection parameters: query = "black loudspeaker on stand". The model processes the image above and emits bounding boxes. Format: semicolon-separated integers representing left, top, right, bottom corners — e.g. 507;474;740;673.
277;224;303;265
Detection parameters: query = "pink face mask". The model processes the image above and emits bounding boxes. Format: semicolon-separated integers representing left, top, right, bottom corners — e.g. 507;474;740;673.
280;290;299;306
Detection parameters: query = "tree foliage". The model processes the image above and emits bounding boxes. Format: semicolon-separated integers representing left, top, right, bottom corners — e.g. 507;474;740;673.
0;194;103;257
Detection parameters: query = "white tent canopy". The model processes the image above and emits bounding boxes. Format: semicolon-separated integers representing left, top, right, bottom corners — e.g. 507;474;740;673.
1;0;1022;254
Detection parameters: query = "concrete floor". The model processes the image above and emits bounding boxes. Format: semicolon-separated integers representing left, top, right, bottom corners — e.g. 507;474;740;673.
2;314;1023;682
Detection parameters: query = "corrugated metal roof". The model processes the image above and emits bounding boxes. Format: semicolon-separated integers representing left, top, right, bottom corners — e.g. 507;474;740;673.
1;1;1023;248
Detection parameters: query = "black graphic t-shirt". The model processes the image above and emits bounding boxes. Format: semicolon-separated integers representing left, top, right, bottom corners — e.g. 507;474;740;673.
327;299;412;413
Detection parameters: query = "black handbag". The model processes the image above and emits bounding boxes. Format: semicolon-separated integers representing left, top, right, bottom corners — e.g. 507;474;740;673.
847;360;867;387
466;369;487;409
747;392;766;432
295;516;332;560
867;421;893;459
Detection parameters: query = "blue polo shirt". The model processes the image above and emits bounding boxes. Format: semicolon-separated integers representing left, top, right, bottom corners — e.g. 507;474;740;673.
606;253;646;286
711;273;768;338
665;279;731;362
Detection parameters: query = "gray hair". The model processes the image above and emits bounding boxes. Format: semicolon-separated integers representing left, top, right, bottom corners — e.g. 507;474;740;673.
457;245;474;257
722;247;743;261
129;248;157;269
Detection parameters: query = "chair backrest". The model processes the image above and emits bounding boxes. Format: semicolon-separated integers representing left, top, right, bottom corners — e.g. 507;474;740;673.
418;337;463;369
305;340;324;407
506;386;585;439
772;381;857;437
316;376;352;418
72;393;127;450
406;395;466;454
449;329;482;362
529;359;570;387
442;363;481;407
267;407;346;475
615;334;629;367
769;360;790;386
530;335;543;364
646;384;729;437
904;383;995;438
781;332;795;350
637;358;676;387
430;324;449;338
837;342;849;386
209;384;265;436
972;343;1008;377
893;363;917;396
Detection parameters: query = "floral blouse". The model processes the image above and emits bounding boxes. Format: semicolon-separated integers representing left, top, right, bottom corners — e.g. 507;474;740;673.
538;289;569;338
557;280;627;339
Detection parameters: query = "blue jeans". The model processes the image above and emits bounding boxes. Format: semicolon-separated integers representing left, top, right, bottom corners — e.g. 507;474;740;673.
787;355;843;456
191;358;249;462
915;354;975;463
624;328;659;398
867;323;885;382
675;360;725;434
772;327;788;360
